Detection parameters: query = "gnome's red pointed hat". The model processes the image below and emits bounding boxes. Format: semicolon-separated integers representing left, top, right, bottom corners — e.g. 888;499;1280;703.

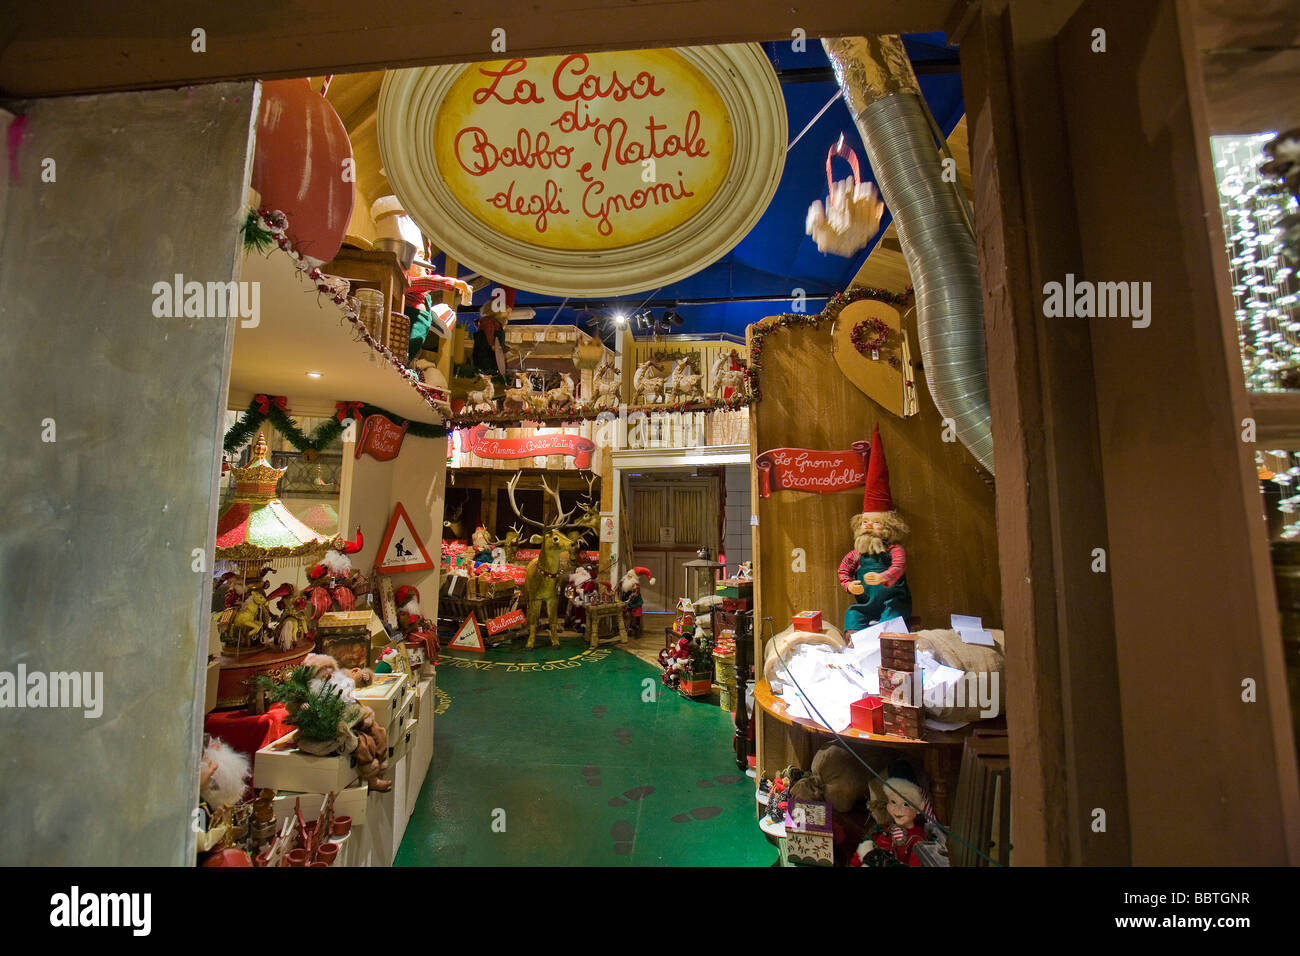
862;423;894;513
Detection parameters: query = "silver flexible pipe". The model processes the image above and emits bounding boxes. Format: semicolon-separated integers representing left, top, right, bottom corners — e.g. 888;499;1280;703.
823;36;994;474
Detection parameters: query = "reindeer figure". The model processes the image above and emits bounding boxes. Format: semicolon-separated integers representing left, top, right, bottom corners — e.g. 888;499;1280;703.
507;473;577;648
443;500;467;539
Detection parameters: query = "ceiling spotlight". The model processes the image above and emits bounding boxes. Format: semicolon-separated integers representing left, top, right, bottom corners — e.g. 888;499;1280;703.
614;313;627;325
665;309;684;326
306;371;323;378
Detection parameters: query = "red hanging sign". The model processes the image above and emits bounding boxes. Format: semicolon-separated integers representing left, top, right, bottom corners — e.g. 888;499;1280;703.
754;441;869;498
355;413;409;462
461;424;595;468
486;608;527;635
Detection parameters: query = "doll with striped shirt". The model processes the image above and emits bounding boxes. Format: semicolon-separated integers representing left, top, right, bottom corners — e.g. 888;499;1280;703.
840;425;912;633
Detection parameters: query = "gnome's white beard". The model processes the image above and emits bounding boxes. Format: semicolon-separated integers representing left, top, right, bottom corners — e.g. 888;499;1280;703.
856;533;887;555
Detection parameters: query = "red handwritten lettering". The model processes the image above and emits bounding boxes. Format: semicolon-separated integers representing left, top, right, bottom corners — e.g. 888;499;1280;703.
552;53;664;103
473;59;546;105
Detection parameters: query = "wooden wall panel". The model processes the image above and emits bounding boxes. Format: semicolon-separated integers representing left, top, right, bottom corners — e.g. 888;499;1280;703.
752;311;1000;642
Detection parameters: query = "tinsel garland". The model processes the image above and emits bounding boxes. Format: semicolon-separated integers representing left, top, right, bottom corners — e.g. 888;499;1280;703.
247;207;448;419
745;285;913;402
224;397;447;456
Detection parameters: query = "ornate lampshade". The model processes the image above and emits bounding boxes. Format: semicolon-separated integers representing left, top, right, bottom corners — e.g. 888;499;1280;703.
216;433;339;565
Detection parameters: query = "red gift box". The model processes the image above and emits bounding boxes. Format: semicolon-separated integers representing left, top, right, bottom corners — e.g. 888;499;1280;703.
850;695;884;734
792;610;823;632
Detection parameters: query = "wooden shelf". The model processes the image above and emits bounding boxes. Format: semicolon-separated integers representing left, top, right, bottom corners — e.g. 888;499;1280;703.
231;249;441;423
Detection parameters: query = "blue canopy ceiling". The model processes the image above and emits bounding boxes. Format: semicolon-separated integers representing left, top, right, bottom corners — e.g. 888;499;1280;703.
456;33;962;341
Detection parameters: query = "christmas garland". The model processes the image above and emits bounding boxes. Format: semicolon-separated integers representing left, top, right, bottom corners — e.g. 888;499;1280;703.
224;395;447;457
745;285;912;402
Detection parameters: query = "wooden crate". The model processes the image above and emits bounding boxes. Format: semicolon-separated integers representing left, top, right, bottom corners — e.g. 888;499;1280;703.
254;731;360;793
353;672;407;727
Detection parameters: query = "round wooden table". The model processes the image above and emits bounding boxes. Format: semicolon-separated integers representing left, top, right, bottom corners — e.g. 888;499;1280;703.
754;679;976;825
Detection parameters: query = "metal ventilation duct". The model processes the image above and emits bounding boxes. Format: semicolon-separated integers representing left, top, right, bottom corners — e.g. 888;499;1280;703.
823;36;994;474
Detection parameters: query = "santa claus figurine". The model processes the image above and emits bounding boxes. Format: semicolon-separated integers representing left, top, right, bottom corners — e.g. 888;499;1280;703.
839;425;911;632
395;585;439;664
619;566;655;636
306;527;365;618
565;565;598;630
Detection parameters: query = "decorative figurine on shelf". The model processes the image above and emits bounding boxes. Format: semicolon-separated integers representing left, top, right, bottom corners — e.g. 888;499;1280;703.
474;296;509;377
504;377;545;415
269;583;313;652
619;566;654;636
839;425;911;632
224;579;277;649
196;735;252;857
471;525;494;565
466;373;497;414
664;355;703;404
306;527;366;617
734;560;753;581
709;349;750;403
593;353;621;411
543;372;576;415
395;585;439;664
564;565;598;630
493;524;524;565
850;777;927;867
633;359;665;405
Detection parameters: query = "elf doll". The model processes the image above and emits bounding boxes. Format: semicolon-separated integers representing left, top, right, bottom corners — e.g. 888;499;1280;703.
839;425;911;632
473;291;510;377
619;566;655;637
849;777;927;867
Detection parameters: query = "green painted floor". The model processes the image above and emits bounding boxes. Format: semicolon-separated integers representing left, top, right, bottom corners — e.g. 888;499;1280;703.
395;642;772;866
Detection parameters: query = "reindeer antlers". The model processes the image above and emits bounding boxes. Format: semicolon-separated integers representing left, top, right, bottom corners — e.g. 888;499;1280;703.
505;472;576;530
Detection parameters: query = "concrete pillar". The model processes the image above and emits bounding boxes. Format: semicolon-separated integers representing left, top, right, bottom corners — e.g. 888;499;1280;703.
0;83;258;865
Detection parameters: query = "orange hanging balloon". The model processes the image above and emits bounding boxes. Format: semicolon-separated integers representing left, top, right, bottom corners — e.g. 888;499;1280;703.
251;78;354;266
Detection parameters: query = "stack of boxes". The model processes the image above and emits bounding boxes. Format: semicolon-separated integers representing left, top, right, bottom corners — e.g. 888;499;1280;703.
712;579;753;709
879;632;925;740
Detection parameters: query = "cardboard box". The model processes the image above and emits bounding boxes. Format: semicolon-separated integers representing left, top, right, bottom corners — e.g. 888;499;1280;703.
792;610;823;632
254;731;360;793
353;672;407;727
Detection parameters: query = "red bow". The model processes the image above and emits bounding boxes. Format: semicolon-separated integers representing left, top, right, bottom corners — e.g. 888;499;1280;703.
335;401;364;422
255;394;287;415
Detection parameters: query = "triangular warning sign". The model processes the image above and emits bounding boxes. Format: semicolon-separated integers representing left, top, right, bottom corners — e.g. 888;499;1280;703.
375;502;434;575
448;613;485;654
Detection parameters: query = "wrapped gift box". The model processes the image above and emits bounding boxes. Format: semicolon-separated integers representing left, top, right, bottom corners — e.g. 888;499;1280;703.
253;731;360;793
792;610;823;632
721;597;751;612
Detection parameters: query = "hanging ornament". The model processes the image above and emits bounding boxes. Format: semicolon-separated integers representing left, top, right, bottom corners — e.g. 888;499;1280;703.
805;134;884;258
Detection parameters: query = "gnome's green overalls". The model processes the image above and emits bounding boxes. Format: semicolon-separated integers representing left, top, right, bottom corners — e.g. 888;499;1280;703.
843;550;911;632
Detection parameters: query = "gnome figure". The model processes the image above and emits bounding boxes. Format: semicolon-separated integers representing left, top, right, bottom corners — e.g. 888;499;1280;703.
619;566;656;636
839;424;911;632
